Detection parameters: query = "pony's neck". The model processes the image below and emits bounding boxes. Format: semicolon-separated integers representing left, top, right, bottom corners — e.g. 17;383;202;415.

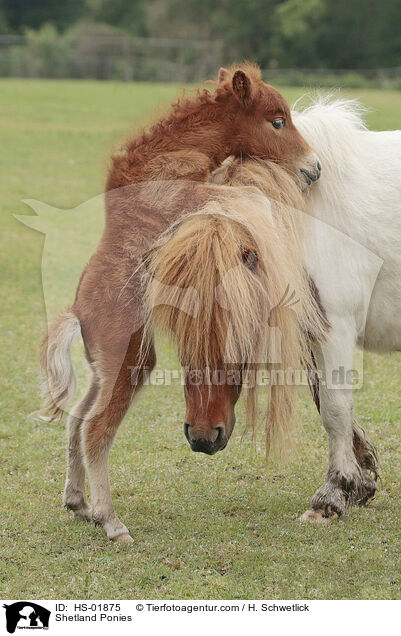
108;96;235;189
136;99;232;165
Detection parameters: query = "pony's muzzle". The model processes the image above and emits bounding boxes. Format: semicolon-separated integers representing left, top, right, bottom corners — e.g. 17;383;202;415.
184;422;226;455
299;155;321;186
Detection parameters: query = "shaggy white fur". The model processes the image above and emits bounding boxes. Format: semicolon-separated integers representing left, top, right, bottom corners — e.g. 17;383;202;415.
294;98;401;350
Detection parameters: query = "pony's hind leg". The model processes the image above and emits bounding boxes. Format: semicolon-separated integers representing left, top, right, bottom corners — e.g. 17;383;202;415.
63;376;99;521
351;420;378;505
83;334;155;542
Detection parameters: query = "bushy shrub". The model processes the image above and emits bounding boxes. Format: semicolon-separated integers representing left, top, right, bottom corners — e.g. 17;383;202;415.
24;23;77;78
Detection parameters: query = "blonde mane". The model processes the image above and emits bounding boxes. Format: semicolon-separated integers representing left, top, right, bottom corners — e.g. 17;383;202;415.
143;158;327;453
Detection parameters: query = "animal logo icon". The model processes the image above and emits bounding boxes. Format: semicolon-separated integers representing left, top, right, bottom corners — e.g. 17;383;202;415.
3;602;50;634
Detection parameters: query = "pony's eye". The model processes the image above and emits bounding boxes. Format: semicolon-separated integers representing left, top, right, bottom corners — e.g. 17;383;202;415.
240;247;258;272
272;117;285;129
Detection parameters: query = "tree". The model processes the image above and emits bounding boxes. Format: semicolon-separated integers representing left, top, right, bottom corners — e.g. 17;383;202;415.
85;0;147;36
1;0;84;32
271;0;325;67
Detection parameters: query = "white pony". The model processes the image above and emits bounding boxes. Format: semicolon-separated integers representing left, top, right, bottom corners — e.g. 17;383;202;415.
292;99;401;520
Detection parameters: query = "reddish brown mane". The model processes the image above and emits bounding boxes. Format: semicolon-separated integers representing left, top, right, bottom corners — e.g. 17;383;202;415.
125;61;263;157
127;88;218;152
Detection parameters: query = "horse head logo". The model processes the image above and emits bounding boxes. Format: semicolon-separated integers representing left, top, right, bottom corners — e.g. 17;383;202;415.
3;602;50;634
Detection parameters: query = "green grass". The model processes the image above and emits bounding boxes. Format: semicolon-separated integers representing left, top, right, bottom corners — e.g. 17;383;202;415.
1;79;400;600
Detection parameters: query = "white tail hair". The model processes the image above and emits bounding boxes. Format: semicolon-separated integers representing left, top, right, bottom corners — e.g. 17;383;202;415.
40;308;81;421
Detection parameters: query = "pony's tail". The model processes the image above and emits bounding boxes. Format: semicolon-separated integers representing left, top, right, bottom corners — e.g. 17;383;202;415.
39;307;81;421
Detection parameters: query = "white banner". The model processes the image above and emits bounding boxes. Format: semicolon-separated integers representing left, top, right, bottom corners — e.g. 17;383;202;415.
1;599;399;635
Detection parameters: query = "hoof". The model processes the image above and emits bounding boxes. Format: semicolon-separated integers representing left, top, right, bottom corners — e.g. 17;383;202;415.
74;508;92;522
63;484;92;522
309;477;347;518
64;500;92;522
351;473;377;507
359;494;375;506
113;533;134;544
300;508;332;523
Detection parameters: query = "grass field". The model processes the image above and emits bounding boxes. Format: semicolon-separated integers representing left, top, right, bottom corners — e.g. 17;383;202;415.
1;79;400;600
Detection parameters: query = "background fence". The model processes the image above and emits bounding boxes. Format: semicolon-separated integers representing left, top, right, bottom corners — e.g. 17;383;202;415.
0;29;400;88
0;29;223;82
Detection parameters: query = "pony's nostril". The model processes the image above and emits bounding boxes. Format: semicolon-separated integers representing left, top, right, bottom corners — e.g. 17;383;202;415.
184;422;191;442
316;160;322;173
185;422;224;447
300;167;319;183
214;425;224;445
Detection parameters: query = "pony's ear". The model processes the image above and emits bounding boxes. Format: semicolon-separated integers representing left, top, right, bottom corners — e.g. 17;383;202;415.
240;246;258;272
232;70;254;106
218;67;230;85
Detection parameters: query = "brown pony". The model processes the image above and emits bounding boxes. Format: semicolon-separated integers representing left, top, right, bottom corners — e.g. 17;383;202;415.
40;63;320;543
144;157;327;458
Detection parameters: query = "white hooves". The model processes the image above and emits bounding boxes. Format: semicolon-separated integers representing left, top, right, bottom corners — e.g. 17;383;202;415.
300;508;337;523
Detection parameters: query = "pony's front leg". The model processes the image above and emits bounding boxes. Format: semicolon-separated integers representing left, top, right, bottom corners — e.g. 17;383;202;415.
302;323;377;522
83;374;134;542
